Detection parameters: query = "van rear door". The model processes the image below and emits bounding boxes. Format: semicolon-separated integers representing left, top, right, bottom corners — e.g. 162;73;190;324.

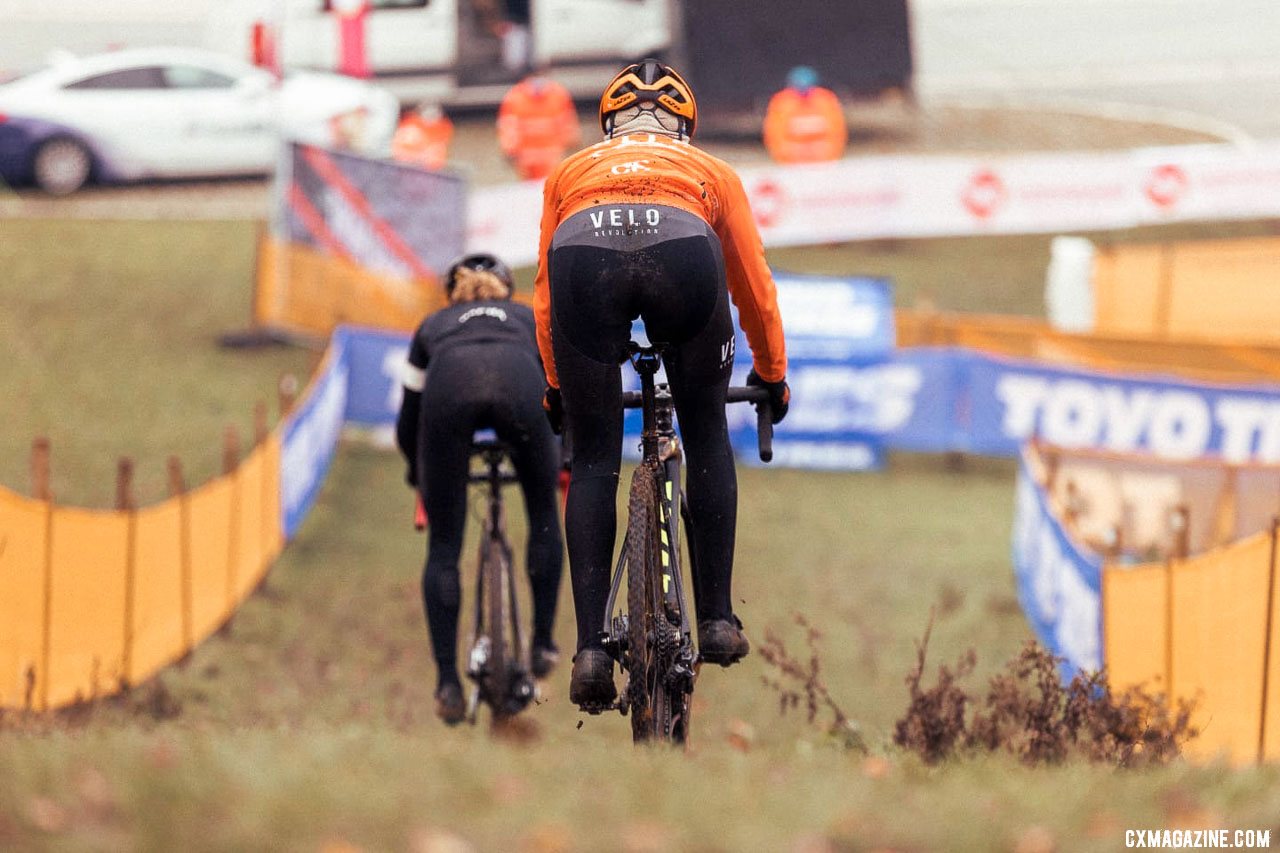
532;0;669;64
286;0;456;74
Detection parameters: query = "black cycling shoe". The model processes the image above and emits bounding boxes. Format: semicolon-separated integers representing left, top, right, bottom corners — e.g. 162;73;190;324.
569;648;617;709
435;683;466;726
698;617;751;667
530;643;560;679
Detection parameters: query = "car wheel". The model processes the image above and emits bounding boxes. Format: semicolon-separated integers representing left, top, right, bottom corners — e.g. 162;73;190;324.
33;137;93;195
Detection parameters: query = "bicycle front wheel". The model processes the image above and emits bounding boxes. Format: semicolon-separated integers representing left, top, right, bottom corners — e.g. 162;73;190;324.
625;461;686;744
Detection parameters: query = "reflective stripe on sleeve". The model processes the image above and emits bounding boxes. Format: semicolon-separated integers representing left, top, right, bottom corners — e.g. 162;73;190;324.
402;363;426;392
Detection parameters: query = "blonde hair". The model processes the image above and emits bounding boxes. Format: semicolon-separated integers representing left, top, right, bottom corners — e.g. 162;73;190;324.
449;267;511;303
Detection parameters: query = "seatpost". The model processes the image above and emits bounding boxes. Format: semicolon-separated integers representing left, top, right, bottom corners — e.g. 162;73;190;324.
486;448;504;529
633;349;662;460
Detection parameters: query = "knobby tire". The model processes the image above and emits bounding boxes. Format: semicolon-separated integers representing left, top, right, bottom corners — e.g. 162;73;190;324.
481;529;513;721
626;462;659;742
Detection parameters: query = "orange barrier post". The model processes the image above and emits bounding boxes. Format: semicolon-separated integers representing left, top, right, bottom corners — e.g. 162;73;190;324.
1261;519;1279;762
279;373;299;415
223;425;241;627
34;438;53;710
169;457;194;658
118;458;137;687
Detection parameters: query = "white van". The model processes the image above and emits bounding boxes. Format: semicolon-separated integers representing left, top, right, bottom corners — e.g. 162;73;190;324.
207;0;672;104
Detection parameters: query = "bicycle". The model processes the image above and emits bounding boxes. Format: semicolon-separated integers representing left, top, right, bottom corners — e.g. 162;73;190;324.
589;342;773;744
462;437;538;725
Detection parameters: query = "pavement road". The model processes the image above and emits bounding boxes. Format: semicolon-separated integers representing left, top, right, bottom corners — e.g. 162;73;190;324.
911;0;1280;139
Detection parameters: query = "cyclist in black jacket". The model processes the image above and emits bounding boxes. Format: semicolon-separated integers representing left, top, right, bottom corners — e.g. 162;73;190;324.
396;253;564;725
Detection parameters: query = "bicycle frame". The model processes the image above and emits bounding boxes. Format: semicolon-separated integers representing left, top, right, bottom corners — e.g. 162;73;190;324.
601;348;696;686
465;439;534;720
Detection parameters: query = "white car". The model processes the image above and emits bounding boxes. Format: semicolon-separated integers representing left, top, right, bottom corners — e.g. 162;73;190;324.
0;47;399;194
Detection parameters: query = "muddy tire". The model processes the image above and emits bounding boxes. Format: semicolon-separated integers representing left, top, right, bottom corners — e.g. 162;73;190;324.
626;462;661;743
481;532;512;720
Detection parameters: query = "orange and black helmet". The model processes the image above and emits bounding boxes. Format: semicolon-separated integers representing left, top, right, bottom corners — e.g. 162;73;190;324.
599;58;697;137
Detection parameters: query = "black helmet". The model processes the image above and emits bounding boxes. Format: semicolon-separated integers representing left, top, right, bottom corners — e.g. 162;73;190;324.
444;253;514;296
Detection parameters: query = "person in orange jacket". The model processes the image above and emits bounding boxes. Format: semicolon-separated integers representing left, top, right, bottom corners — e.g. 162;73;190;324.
392;103;454;171
497;72;581;181
533;59;791;709
762;66;848;164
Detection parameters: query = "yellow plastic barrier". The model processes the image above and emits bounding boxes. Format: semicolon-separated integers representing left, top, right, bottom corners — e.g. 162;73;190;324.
129;501;186;686
233;444;266;603
1265;584;1280;761
1102;563;1168;691
896;308;1280;384
45;507;130;708
263;435;283;565
187;475;236;646
1030;440;1280;764
1168;533;1272;763
255;235;447;338
1093;236;1280;346
1093;243;1168;338
0;489;49;709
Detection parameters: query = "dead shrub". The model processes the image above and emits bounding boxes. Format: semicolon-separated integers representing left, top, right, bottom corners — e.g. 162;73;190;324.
893;614;975;764
759;613;866;752
893;617;1197;767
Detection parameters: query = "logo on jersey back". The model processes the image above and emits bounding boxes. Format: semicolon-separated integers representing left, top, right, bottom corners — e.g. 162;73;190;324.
590;206;662;238
458;306;508;324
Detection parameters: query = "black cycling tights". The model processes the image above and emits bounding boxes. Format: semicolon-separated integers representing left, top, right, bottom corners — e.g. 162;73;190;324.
419;345;563;688
548;204;738;652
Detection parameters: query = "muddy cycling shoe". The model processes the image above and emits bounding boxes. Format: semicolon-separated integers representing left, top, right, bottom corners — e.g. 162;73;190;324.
530;643;560;679
434;683;467;726
698;617;751;666
569;648;617;710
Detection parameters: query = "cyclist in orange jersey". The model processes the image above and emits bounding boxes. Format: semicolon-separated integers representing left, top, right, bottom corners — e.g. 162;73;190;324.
762;66;848;164
533;59;791;709
497;72;581;181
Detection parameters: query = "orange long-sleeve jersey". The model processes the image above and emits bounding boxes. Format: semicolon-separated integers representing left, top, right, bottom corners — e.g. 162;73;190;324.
497;77;581;181
762;86;848;164
533;132;787;389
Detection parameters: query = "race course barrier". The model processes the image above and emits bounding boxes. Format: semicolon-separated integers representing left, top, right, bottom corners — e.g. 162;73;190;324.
1091;235;1280;347
0;336;349;712
466;140;1280;268
0;438;282;711
1015;443;1280;764
254;142;465;339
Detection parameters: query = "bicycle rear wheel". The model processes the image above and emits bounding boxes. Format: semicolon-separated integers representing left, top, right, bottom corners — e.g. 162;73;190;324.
480;530;521;720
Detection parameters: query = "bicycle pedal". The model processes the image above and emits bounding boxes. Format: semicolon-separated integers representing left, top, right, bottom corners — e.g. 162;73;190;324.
577;700;619;716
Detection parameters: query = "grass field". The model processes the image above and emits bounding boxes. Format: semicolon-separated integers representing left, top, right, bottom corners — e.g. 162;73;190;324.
4;216;1280;851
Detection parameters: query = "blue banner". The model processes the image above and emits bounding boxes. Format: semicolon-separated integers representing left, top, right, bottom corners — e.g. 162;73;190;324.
875;347;1280;463
1011;451;1103;674
767;271;895;363
338;272;899;471
342;326;412;427
280;331;350;539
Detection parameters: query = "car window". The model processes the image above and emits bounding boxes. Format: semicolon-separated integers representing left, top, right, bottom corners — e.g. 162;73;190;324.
63;66;168;90
164;65;237;89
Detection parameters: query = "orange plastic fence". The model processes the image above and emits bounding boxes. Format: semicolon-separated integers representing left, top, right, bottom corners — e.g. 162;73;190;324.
896;309;1280;384
0;490;48;708
255;235;447;338
0;435;282;711
1022;440;1280;765
1093;236;1280;346
1104;527;1280;765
